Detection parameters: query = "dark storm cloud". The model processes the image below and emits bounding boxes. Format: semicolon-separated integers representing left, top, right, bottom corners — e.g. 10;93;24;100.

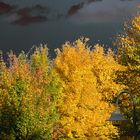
120;0;135;1
7;5;49;26
17;5;49;16
67;2;84;16
87;0;102;4
68;0;140;24
12;15;47;26
67;0;103;17
0;2;15;14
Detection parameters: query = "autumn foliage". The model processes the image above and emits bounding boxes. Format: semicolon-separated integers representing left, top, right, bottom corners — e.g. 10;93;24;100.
54;38;124;139
0;46;61;139
0;14;140;140
115;15;140;136
116;15;140;96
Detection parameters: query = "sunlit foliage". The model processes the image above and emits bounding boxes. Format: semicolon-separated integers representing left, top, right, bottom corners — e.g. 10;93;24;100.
54;38;124;139
0;46;61;140
115;14;140;136
0;23;138;139
116;17;140;95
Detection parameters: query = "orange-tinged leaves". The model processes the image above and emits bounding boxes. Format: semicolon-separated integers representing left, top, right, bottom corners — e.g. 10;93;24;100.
0;45;61;140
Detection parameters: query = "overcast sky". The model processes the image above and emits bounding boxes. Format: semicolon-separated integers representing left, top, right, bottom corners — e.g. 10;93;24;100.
68;0;139;23
0;0;139;56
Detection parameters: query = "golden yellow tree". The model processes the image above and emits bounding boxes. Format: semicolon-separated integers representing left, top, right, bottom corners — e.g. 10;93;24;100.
115;14;140;137
54;38;123;139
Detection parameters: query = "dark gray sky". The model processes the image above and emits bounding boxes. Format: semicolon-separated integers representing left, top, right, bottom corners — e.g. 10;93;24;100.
0;0;139;57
